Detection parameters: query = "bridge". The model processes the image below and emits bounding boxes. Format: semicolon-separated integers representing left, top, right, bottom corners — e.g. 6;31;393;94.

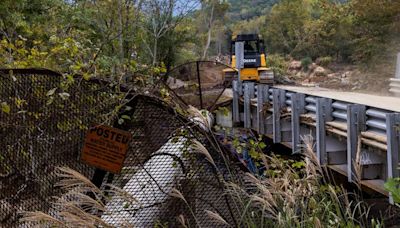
214;80;400;203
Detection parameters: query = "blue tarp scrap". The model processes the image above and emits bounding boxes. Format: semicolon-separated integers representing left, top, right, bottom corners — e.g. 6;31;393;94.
215;130;261;175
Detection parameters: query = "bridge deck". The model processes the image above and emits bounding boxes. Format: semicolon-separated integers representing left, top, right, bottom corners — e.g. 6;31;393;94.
276;85;400;112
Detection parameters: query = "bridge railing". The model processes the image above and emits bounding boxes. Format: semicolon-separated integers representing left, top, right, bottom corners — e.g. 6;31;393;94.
390;53;400;96
231;80;400;203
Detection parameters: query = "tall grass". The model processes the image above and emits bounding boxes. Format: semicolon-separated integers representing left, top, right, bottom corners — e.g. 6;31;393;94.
20;167;134;227
224;135;381;228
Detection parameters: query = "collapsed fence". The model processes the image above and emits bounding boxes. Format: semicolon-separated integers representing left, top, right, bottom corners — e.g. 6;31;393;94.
0;68;243;227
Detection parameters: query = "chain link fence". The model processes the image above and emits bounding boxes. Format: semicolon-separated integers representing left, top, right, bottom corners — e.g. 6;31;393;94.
165;61;233;111
0;68;243;227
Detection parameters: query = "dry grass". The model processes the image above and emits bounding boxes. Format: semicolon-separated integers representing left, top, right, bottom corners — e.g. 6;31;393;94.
20;167;136;228
187;105;211;131
223;135;376;228
353;136;363;189
205;210;230;226
191;139;216;167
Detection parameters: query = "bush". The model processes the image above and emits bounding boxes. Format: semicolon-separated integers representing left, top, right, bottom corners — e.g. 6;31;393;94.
316;56;333;67
385;177;400;204
266;54;288;77
301;57;313;71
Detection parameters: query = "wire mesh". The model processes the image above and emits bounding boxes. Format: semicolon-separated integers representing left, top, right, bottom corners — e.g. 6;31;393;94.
165;61;233;111
0;69;241;227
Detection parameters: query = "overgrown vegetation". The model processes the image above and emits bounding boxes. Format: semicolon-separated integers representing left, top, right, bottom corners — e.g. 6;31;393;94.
21;108;383;227
1;1;399;75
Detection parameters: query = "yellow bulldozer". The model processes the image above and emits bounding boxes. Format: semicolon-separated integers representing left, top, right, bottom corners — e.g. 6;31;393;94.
223;34;274;84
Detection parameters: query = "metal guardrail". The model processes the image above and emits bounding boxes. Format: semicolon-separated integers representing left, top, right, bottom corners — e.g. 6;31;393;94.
366;108;390;135
232;81;400;203
389;78;400;95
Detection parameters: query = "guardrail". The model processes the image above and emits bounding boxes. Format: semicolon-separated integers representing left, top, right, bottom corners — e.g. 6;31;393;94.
230;80;400;203
390;78;400;95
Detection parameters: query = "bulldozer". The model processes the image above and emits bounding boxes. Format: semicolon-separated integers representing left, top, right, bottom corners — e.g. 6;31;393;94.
223;34;274;84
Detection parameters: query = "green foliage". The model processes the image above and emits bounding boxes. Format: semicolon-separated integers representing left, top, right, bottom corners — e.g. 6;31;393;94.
262;0;400;64
266;54;288;76
227;0;279;21
317;56;333;67
215;106;230;116
301;57;313;70
264;0;312;57
1;101;10;114
385;177;400;204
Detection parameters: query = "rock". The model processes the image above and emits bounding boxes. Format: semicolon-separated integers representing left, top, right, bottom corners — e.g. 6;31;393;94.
342;71;352;78
327;73;338;78
341;77;350;84
295;71;304;78
289;60;302;70
309;63;318;71
314;66;326;76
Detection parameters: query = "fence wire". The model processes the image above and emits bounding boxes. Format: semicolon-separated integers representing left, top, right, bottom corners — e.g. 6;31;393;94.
165;61;233;111
0;69;242;227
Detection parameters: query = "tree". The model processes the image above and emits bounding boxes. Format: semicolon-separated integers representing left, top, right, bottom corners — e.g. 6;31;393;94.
350;0;400;63
141;0;199;66
264;0;313;58
199;0;228;60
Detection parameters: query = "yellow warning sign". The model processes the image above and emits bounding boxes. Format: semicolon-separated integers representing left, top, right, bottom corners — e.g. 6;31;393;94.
81;125;131;174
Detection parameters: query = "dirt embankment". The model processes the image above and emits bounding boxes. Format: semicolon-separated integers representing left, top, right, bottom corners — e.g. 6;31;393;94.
285;60;396;96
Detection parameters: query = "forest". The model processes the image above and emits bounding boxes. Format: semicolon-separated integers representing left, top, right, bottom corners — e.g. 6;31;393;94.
1;0;399;84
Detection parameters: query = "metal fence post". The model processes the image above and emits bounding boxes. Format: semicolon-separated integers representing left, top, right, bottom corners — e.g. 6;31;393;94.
347;104;366;182
244;83;251;128
235;42;244;96
396;53;400;79
196;61;203;109
291;93;305;154
273;89;286;143
257;84;269;134
248;82;255;99
386;113;400;204
316;98;332;165
232;80;240;123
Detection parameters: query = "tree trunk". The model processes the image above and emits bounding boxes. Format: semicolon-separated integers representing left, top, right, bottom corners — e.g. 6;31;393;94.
118;0;124;61
202;3;215;60
152;37;158;66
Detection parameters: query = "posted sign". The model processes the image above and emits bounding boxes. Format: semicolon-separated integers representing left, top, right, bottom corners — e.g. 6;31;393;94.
81;125;132;174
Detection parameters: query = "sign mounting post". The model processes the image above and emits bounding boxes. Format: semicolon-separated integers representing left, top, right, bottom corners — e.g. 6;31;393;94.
235;41;244;95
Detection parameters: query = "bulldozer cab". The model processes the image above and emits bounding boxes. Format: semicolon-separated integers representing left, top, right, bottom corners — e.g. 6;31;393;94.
224;34;274;84
231;34;264;54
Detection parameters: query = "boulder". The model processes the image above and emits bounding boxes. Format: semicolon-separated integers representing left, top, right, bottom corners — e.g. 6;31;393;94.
309;63;318;71
314;66;326;76
289;60;302;70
